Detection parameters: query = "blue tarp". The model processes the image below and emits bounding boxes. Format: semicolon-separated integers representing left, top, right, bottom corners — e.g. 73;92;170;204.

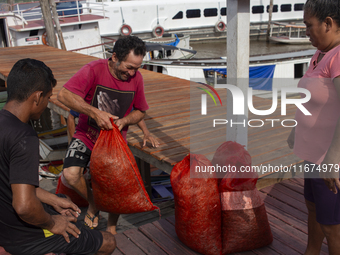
165;34;180;47
203;64;276;90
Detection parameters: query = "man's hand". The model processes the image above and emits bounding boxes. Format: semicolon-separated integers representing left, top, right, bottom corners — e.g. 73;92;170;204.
49;215;80;243
320;164;340;194
93;109;118;130
53;196;81;218
322;178;340;194
143;132;159;147
115;118;128;131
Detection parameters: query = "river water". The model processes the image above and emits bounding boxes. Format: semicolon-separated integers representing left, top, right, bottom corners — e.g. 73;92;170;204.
191;38;315;58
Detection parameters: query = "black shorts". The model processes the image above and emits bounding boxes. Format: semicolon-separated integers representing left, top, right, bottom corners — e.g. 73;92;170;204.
63;138;92;169
304;162;340;225
3;195;103;255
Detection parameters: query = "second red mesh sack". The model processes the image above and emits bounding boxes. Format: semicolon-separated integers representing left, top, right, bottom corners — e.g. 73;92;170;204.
90;121;158;214
55;172;89;208
171;154;222;255
212;141;273;254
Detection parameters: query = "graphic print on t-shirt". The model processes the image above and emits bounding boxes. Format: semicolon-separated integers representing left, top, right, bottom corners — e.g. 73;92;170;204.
88;85;135;129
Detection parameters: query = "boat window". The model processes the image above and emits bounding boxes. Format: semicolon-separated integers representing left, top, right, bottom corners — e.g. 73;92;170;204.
221;7;226;16
295;63;308;78
29;30;39;36
0;19;7;47
294;3;304;11
266;5;278;13
204;8;218;17
0;79;5;90
187;9;201;18
157;66;163;73
172;11;183;20
281;4;292;12
252;5;264;14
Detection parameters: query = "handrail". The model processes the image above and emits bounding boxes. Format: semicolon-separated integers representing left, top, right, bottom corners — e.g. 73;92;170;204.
9;0;106;26
271;21;306;29
69;39;116;52
0;13;28;25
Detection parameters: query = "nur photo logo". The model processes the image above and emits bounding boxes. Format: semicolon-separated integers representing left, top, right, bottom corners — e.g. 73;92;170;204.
196;82;312;128
197;82;223;115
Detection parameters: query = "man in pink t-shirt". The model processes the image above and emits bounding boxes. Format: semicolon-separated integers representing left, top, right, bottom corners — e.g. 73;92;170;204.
57;36;148;235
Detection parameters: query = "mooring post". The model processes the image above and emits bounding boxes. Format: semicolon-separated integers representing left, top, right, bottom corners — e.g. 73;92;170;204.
226;0;250;147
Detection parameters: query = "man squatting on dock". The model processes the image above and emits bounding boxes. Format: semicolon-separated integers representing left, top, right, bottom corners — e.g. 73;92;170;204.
57;36;152;234
0;59;116;254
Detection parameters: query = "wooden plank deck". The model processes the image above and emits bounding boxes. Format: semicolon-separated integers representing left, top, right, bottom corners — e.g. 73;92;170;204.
0;46;324;254
109;178;327;255
0;178;325;255
0;45;302;188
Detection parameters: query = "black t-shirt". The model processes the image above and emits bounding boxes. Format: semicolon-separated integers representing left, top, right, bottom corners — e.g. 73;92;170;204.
0;109;45;245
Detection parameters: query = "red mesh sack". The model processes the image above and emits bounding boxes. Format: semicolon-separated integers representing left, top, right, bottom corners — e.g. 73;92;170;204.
212;141;273;254
170;154;222;255
90;121;158;214
212;141;256;187
55;172;89;208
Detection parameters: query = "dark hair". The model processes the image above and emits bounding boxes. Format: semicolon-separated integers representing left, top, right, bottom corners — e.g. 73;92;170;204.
304;0;340;25
111;36;146;62
6;58;56;103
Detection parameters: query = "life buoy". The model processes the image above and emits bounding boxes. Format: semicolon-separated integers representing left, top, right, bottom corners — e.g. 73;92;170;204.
42;32;49;45
42;32;57;46
120;24;132;36
152;26;164;37
215;20;226;32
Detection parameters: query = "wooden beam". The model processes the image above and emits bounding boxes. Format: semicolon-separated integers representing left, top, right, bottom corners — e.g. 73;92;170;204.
39;0;58;48
226;0;250;147
49;0;66;50
266;0;274;42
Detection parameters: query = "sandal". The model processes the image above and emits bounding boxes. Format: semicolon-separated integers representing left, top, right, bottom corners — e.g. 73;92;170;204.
84;211;100;229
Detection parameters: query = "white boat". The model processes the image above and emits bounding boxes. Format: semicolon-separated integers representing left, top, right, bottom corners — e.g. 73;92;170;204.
0;1;197;59
86;0;306;40
269;22;310;45
0;1;111;58
143;49;316;93
143;34;197;60
0;0;307;52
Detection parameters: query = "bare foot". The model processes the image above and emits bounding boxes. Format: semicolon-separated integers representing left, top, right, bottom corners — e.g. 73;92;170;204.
106;226;117;235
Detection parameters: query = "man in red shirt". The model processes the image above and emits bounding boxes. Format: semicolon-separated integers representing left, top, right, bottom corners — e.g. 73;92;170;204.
58;36;149;235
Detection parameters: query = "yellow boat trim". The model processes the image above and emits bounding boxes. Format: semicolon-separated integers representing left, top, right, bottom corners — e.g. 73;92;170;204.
38;126;67;137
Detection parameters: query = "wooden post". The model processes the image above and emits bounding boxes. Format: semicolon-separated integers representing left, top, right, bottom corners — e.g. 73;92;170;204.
6;0;14;11
49;0;66;50
266;0;274;42
39;0;58;48
225;0;250;147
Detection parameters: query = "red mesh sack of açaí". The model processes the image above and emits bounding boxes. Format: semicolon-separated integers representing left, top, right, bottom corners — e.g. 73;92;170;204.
170;154;222;255
212;141;273;254
90;121;158;214
56;172;89;207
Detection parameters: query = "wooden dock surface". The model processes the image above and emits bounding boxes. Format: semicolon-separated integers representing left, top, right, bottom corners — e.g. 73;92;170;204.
0;46;320;255
110;178;326;255
0;45;302;184
0;179;326;255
